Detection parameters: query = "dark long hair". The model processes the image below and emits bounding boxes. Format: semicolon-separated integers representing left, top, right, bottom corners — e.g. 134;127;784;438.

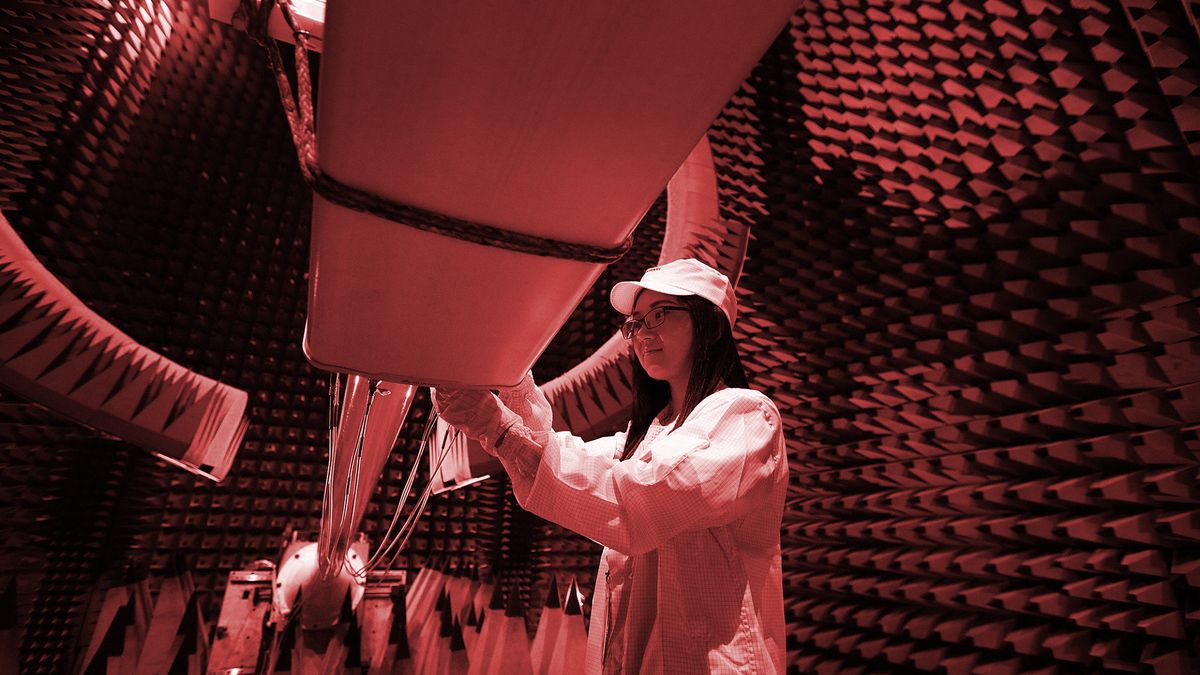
620;294;748;460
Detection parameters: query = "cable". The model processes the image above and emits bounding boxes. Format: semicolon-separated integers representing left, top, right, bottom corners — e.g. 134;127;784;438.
317;382;462;584
349;409;457;580
321;378;376;579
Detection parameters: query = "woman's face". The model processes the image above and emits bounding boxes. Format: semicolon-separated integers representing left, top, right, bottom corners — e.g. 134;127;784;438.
629;290;694;386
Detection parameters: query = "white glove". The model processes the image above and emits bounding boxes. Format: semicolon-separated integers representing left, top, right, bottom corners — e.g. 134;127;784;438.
497;371;553;433
432;386;543;477
431;387;523;453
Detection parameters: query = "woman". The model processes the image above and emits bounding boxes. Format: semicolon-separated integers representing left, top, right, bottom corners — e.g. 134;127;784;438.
434;258;788;674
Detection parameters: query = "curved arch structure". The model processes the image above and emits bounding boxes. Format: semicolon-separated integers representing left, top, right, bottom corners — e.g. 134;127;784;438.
0;211;248;481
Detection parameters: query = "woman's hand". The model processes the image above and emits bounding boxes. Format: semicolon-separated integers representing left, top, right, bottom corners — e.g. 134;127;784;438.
432;387;544;477
497;371;553;432
431;387;521;452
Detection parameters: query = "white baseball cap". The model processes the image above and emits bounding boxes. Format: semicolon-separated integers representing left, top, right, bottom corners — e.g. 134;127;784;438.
610;258;737;327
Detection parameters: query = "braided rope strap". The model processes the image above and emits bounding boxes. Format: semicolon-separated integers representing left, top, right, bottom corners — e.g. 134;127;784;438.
235;0;633;264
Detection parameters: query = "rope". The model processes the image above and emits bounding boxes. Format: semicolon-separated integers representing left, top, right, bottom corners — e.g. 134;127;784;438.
234;0;633;264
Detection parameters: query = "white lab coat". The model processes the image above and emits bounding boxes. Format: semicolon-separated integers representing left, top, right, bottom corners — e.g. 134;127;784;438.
495;387;789;674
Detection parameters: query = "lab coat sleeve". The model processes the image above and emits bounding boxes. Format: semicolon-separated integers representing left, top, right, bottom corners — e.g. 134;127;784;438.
495;389;783;555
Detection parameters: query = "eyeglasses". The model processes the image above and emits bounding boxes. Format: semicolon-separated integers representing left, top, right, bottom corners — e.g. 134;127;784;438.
620;306;688;339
